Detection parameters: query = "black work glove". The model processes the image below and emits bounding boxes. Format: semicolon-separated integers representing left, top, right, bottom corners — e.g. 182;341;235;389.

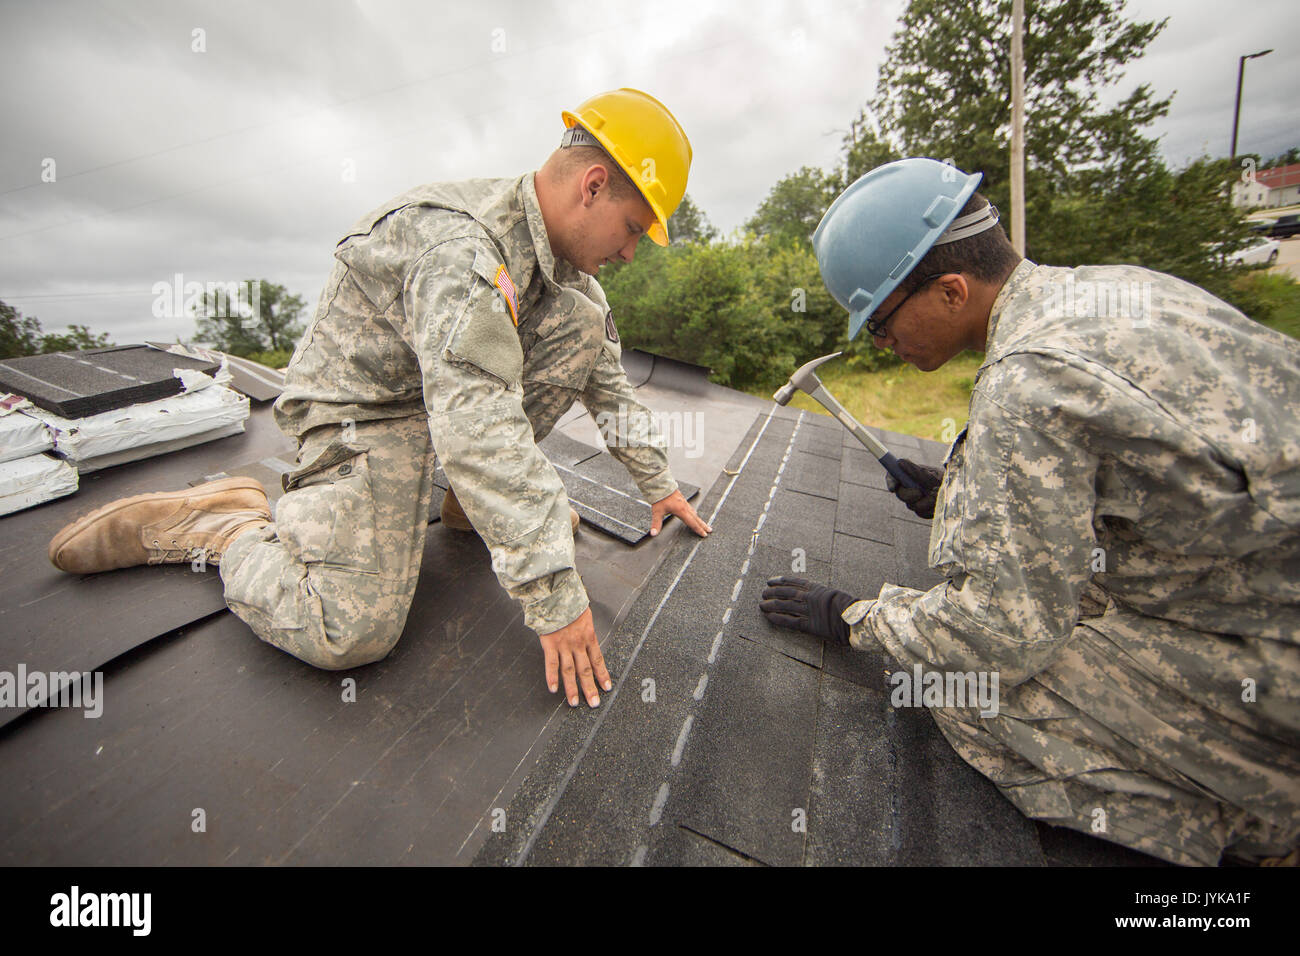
886;458;944;520
759;576;858;645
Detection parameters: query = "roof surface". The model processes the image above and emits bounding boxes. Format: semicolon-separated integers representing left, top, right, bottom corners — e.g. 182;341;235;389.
1258;163;1300;188
0;349;1160;866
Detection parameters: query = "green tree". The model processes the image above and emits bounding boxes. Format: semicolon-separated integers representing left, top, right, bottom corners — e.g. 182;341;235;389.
668;193;718;245
39;324;113;353
842;119;900;183
192;279;305;358
841;0;1261;309
1036;156;1256;298
1261;147;1299;169
869;0;1170;212
1;300;114;359
0;301;42;359
746;166;842;247
601;230;893;391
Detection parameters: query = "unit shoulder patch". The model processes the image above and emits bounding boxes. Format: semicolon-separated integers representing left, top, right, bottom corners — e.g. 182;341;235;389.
605;309;620;343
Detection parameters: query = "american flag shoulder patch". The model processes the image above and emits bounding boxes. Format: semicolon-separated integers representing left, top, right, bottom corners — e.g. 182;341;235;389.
493;264;519;326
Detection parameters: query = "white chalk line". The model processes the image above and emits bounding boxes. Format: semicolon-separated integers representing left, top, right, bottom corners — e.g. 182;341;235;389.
670;716;694;767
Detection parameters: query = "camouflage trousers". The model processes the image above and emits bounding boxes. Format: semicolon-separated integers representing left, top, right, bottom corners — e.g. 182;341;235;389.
928;616;1300;867
220;414;438;670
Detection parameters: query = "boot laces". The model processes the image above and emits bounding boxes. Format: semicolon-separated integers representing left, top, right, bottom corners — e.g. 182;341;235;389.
149;537;222;566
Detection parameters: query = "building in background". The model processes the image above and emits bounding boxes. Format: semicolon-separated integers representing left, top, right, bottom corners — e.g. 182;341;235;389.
1234;162;1300;208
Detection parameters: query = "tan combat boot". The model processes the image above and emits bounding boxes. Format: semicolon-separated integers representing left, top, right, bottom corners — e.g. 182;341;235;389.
48;476;272;574
440;487;580;534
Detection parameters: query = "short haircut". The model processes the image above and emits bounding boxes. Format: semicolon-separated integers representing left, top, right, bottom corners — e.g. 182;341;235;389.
554;144;642;203
897;192;1021;295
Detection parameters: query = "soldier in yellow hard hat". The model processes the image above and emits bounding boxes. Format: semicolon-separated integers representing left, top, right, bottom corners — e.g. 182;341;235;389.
48;88;711;711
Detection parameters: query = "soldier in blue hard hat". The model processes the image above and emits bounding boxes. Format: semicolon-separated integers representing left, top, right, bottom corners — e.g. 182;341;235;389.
761;157;1300;866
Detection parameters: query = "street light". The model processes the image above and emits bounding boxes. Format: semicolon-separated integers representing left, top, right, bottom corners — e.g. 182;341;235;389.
1231;48;1272;159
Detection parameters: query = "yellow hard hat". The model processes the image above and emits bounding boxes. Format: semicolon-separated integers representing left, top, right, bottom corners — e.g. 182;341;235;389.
561;88;692;246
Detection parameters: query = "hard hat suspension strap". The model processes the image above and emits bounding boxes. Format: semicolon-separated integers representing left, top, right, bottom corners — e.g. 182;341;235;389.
560;127;602;149
933;203;1000;245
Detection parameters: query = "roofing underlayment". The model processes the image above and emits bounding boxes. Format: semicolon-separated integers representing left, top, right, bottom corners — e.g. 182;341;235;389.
0;349;1160;866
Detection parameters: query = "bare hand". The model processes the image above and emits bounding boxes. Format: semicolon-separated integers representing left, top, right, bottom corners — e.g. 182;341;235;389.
538;607;612;708
650;489;712;538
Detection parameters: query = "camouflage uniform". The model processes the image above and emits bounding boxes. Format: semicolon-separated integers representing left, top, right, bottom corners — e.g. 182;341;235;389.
843;260;1300;865
221;174;678;670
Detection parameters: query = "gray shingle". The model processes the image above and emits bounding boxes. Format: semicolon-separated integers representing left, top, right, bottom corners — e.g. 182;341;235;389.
666;635;819;867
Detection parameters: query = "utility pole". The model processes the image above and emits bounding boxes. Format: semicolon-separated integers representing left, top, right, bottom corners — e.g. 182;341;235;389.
1231;49;1272;158
1010;0;1026;256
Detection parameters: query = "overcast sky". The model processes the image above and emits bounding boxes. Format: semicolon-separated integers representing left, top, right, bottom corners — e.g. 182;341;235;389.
1;0;1296;344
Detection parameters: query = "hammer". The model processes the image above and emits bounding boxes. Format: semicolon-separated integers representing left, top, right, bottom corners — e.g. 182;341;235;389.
773;352;919;489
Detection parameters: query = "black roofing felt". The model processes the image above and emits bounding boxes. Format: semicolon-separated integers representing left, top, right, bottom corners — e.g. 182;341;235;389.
0;345;221;418
0;439;722;863
0;410;296;729
0;352;1157;866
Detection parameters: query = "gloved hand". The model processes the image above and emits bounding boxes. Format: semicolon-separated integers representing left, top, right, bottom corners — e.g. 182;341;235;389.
886;458;944;520
759;576;858;645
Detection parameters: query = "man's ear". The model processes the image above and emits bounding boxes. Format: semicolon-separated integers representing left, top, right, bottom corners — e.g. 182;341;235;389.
939;273;969;311
580;165;610;208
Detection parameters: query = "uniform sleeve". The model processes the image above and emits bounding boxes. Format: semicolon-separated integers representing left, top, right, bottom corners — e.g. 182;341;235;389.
405;238;589;636
844;364;1101;687
578;285;679;503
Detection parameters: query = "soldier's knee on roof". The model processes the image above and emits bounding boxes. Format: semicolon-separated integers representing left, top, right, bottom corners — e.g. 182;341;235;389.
311;617;404;671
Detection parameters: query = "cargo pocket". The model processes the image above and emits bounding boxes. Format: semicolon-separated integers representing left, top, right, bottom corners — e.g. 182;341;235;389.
276;440;380;573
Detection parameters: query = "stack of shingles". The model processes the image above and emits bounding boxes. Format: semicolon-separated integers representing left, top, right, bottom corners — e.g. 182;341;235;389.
0;345;251;516
0;392;76;516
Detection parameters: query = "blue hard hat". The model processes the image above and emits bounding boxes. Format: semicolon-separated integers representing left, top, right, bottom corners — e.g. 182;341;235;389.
812;158;984;340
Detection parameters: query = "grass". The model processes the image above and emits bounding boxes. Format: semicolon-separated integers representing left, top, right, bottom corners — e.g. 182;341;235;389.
744;351;982;442
243;348;293;369
1236;270;1300;340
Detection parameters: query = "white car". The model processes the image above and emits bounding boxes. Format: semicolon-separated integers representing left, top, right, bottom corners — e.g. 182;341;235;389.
1231;235;1281;267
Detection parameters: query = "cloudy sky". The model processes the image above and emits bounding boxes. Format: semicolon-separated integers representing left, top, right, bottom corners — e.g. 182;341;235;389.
1;0;1295;344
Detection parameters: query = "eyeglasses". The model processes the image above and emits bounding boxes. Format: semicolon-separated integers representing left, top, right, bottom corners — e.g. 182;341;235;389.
864;273;945;339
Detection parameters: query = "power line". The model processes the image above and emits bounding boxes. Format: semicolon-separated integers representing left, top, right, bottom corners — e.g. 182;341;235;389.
2;290;156;300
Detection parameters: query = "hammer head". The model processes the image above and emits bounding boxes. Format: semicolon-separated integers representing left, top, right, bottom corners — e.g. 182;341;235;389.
772;352;842;405
773;382;797;406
